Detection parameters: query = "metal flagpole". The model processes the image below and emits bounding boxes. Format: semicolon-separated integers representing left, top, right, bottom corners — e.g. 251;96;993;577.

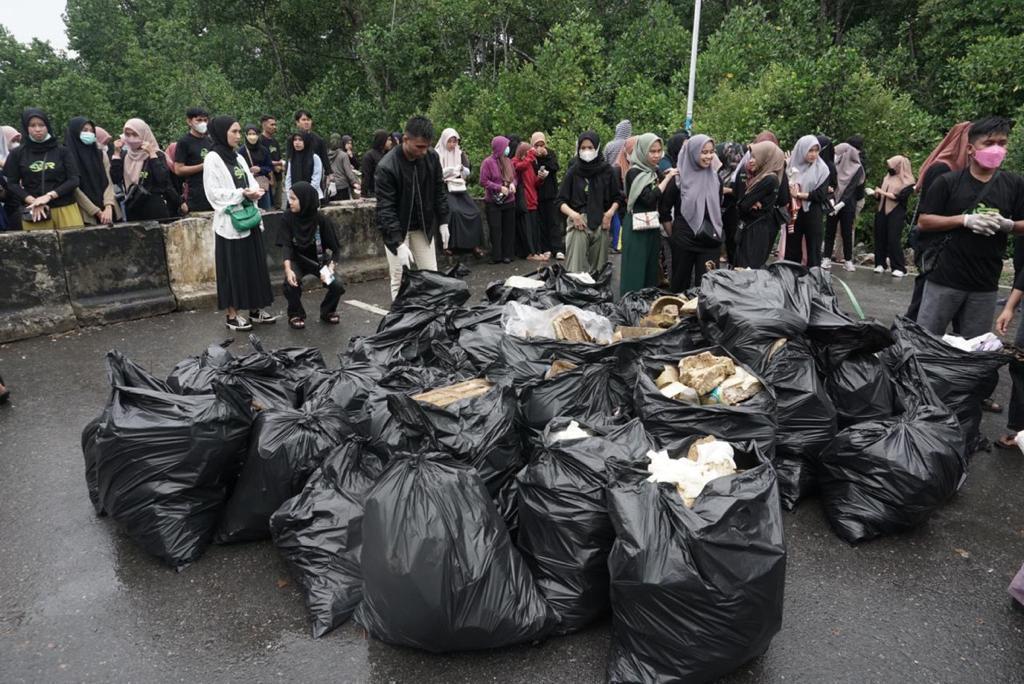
684;0;702;133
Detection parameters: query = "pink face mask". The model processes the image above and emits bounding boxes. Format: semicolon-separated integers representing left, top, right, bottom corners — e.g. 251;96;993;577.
974;144;1007;169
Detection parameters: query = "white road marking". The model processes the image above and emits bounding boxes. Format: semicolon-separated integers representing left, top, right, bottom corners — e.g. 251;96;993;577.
344;299;390;316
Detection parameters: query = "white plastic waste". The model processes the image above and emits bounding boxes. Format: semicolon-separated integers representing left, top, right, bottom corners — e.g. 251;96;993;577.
504;275;546;290
942;332;1003;353
1015;430;1024;456
550;420;593;442
501;301;615;345
565;272;596;285
645;442;738;506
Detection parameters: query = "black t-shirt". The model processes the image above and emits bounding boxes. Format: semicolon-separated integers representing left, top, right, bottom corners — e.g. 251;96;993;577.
921;169;1024;292
175;133;213;197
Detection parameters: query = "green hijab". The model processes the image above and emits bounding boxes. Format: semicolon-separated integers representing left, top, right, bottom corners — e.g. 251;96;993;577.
626;133;661;212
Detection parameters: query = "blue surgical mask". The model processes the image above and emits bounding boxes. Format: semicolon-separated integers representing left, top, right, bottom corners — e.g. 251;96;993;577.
504;146;510;156
80;132;97;145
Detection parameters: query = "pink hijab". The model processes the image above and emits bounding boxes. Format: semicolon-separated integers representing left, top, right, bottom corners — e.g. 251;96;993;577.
0;125;21;166
122;118;161;187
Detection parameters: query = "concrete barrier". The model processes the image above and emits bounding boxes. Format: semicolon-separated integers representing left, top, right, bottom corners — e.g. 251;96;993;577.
0;198;490;343
164;216;218;309
0;230;77;343
59;222;177;326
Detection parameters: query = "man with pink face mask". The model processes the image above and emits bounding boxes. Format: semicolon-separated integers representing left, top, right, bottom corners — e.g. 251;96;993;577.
916;116;1024;340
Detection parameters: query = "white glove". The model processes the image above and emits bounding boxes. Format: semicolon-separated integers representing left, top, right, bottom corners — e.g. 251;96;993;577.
963;213;999;236
396;243;414;268
327;181;337;197
993;214;1016;233
440;224;450;250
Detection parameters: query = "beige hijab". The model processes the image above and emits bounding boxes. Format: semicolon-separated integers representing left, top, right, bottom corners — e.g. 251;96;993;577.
745;140;785;192
880;155;915;215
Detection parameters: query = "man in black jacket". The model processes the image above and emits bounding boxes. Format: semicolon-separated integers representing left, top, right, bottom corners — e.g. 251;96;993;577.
375;115;449;300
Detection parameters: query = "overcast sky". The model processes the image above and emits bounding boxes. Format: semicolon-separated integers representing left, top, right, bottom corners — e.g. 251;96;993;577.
5;0;70;51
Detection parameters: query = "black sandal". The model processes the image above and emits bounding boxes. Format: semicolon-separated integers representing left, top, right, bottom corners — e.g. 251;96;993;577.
320;312;340;325
288;317;305;329
982;398;1004;414
995;434;1018;450
0;375;9;405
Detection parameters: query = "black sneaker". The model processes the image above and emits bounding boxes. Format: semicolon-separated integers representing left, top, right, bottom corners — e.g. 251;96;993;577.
226;315;252;331
249;309;279;324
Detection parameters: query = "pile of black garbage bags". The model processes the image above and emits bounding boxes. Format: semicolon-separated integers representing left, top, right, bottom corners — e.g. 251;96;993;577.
81;262;1004;683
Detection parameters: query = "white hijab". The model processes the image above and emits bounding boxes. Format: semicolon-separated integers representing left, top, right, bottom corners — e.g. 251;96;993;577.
435;127;466;191
789;134;831;212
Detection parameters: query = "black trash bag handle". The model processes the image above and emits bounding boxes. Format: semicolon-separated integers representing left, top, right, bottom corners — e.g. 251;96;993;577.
386;393;444;452
248;333;265;353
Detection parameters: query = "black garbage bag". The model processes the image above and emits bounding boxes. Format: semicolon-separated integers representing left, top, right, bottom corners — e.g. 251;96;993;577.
355;452;556;652
485;272;564;308
249;334;326;387
351;365;473;459
343;306;451;368
166;337;303;409
634;348;778;458
454;322;505;372
269;438;385;638
606;438;786;683
698;262;811;368
216;400;349;543
492;332;612;387
390;266;471;314
816;405;967;544
387;385;524;498
823;351;897;428
883;317;1007;452
82;352;172;515
518;359;631;447
517;418;657;634
804;268;894;363
761;337;838;509
611;319;705;390
88;350;253;568
551;262;614;308
297;361;385;412
610;287;676;327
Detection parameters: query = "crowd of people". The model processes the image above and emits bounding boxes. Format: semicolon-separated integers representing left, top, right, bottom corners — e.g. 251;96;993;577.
1;105;1024;439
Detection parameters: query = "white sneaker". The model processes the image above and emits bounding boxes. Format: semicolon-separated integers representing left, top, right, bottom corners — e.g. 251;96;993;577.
821;258;832;270
873;265;884;274
844;261;856;272
555;252;565;260
892;270;906;278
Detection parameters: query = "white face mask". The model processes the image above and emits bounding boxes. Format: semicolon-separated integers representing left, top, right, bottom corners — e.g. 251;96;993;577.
579;149;598;163
193;121;208;135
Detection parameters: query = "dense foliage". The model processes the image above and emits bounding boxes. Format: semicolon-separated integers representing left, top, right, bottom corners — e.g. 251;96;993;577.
2;0;1023;187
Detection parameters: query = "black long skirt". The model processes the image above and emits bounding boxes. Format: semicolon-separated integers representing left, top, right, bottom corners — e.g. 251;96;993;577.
215;228;275;310
447;191;484;251
514;210;545;257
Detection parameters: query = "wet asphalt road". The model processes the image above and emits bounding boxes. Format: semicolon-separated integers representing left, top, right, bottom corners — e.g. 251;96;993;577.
1;258;1022;684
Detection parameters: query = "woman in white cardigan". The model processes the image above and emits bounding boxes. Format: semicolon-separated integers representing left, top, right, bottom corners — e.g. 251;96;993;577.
204;116;277;331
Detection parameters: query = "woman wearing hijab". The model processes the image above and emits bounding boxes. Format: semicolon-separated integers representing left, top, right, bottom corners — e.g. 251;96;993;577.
238;124;273;209
479;135;517;263
2;108;83;230
906;122;972;321
64;117;118;226
716;141;745;266
283;132;323;209
735;140;786;269
620;133;676;294
203;115;276;331
784;134;832;267
658;134;721;291
0;125;23;230
329;134;360;201
436;127;483;255
822;142;865;271
278;181;344;329
512;141;548;261
871;156;916;277
360;130;389;197
557;131;623;275
110;118;183;221
531;131;562;259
